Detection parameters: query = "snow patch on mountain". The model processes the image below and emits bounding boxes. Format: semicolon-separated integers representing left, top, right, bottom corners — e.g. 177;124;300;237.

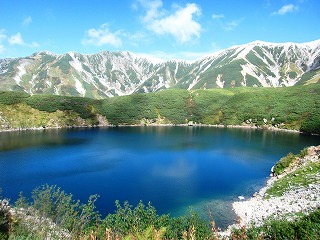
1;39;319;98
73;75;86;97
188;76;200;90
216;74;224;88
13;60;29;85
69;53;83;73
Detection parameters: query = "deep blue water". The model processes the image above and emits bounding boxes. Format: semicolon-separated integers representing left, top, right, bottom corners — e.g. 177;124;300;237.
0;126;319;228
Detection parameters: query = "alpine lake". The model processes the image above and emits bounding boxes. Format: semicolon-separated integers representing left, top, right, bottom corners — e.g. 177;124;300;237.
0;126;319;229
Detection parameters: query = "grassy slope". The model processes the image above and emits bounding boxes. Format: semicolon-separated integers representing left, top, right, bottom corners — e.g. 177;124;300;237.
0;83;319;134
266;147;320;197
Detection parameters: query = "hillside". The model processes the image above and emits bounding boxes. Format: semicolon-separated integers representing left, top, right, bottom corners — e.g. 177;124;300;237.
0;83;319;134
0;40;319;98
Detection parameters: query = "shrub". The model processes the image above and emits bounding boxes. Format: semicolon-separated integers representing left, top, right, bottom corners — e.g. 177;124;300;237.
300;112;320;134
0;189;12;240
101;93;157;125
11;185;100;238
0;91;30;105
1;82;320;134
273;152;296;175
101;200;170;238
25;94;100;120
234;209;320;240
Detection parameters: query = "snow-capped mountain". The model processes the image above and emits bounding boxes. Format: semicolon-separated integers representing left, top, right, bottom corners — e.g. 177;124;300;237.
0;39;319;98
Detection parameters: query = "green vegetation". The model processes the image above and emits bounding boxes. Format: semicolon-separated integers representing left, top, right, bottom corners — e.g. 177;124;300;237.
266;161;320;198
25;94;101;119
265;147;318;198
1;182;320;239
0;83;320;134
99;84;320;133
98;83;320;133
101;93;157;125
0;92;102;129
52;54;72;74
231;208;320;240
273;148;308;175
272;152;296;176
0;91;30;105
0;185;213;239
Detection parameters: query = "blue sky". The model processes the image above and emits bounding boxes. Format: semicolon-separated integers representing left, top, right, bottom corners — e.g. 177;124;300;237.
0;0;319;60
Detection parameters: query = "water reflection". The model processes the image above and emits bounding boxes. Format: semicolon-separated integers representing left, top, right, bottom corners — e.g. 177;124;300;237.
153;157;196;178
0;129;88;151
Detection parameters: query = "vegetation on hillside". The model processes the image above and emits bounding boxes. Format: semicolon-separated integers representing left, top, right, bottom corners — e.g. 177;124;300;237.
231;208;320;240
1;179;320;239
266;147;319;198
0;83;320;133
0;185;213;239
272;148;308;176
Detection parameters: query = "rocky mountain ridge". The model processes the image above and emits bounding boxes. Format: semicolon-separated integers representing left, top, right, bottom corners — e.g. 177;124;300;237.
0;39;320;98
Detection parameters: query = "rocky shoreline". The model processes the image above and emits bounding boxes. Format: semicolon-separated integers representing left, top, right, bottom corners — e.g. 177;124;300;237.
0;121;303;134
230;145;320;229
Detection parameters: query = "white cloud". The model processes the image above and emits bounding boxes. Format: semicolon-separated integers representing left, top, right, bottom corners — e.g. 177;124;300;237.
0;30;39;55
8;32;39;48
8;33;24;45
212;14;224;19
0;30;6;54
223;19;243;31
29;41;40;48
125;31;150;47
22;16;32;26
139;1;202;44
272;4;298;15
0;45;4;54
140;0;164;23
82;23;122;48
212;14;243;31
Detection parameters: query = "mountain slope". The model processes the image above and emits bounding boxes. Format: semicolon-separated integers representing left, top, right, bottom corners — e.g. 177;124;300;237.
0;39;319;98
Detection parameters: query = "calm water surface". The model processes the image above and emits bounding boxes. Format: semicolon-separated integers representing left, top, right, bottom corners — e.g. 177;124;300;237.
0;126;319;228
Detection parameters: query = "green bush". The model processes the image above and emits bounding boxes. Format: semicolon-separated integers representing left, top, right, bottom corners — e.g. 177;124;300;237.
3;183;320;239
100;200;169;238
0;83;319;134
0;189;12;240
10;184;100;239
101;93;157;125
233;209;320;240
273;152;296;175
101;201;213;240
2;185;215;239
25;94;100;120
149;89;191;123
300;112;320;134
0;91;30;105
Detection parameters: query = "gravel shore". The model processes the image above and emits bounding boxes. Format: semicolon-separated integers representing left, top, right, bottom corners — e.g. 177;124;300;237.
232;145;320;227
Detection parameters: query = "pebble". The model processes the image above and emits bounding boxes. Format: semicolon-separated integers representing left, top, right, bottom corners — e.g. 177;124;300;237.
231;146;320;227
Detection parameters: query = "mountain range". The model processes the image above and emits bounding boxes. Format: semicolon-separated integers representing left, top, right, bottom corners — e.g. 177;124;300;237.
0;39;319;98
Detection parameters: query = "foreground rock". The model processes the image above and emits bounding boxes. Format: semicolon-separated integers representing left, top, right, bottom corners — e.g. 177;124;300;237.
232;145;320;227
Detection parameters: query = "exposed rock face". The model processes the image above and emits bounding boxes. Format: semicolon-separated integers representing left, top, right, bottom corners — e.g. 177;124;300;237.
232;145;320;227
0;40;319;98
